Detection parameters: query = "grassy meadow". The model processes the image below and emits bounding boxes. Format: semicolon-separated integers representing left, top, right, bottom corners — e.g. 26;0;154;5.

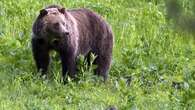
0;0;195;109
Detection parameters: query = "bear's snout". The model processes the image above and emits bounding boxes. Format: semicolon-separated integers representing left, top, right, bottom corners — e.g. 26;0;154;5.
46;24;60;35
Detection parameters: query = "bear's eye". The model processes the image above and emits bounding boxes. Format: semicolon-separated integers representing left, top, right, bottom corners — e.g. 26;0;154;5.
62;22;65;26
64;32;69;36
54;22;60;28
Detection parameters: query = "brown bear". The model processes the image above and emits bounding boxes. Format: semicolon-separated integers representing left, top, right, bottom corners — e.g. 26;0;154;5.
31;5;114;81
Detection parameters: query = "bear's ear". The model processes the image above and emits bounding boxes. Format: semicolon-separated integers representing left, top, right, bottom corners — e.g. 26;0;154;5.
39;9;48;17
58;8;66;14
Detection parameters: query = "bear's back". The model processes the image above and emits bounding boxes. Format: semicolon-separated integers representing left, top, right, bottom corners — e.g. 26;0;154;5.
68;8;113;56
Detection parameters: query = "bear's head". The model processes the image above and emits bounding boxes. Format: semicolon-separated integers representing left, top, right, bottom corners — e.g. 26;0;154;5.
38;7;70;46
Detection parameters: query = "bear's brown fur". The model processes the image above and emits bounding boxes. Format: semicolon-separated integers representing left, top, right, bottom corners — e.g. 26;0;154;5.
32;5;113;81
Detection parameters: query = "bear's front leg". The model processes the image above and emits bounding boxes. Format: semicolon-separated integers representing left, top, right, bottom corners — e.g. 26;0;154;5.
60;51;77;81
32;38;50;74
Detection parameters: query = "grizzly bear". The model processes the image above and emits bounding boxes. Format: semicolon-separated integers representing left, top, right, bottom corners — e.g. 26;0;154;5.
31;5;113;81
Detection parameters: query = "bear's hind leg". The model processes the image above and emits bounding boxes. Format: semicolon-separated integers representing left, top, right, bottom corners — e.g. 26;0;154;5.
94;55;112;81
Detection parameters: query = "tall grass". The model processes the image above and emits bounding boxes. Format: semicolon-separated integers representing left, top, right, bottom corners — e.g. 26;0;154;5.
0;0;194;109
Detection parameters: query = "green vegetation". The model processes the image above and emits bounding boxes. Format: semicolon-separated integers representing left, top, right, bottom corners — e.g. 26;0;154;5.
0;0;194;109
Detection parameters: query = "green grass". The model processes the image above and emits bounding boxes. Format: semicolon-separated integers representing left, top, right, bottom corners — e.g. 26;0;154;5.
0;0;195;109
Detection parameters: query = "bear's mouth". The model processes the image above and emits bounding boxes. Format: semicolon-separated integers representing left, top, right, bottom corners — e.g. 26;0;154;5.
51;38;60;46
